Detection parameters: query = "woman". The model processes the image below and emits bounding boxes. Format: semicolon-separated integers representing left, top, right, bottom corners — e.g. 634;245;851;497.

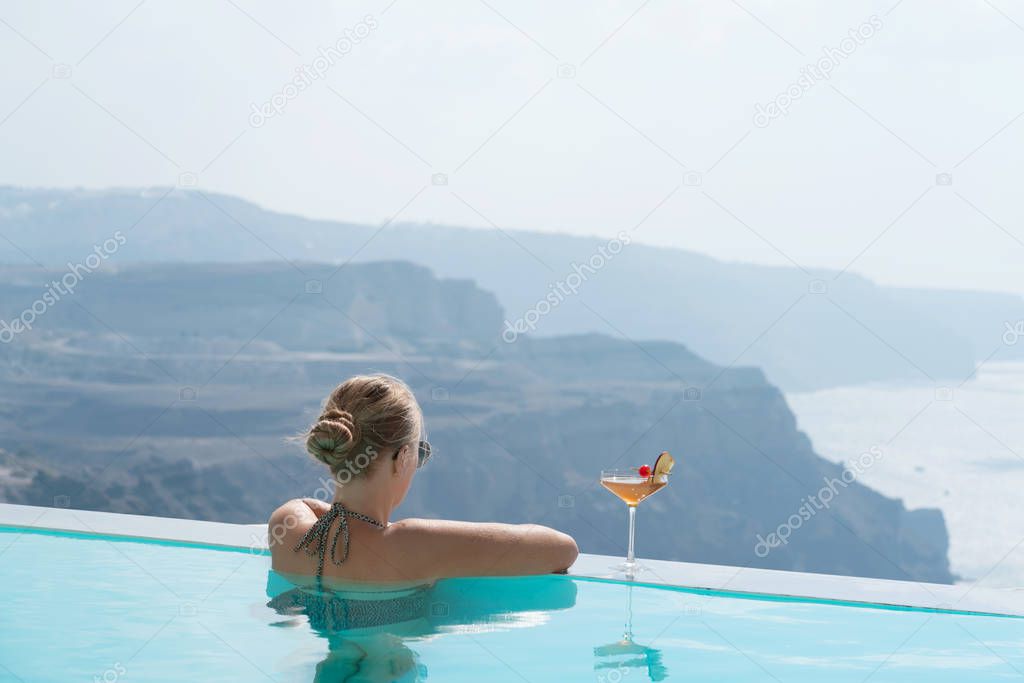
269;374;578;583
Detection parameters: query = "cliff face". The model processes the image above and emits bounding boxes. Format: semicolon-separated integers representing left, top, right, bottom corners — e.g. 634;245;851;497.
0;261;502;352
0;261;954;582
407;335;953;583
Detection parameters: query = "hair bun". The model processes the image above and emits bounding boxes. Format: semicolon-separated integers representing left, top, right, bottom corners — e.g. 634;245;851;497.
306;408;360;467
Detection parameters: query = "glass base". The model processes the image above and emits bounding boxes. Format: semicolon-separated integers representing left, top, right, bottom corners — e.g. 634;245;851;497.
609;560;646;579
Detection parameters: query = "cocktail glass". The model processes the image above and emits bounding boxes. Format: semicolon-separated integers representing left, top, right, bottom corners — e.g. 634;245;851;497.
600;469;669;576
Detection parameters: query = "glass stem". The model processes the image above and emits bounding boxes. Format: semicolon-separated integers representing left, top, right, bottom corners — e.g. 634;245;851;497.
626;504;637;566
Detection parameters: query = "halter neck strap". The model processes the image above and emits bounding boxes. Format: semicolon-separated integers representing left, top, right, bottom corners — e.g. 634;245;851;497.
294;502;387;578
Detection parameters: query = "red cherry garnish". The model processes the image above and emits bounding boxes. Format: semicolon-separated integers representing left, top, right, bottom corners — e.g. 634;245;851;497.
638;465;652;478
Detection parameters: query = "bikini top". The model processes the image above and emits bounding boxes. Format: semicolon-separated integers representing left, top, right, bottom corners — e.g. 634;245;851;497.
293;501;387;577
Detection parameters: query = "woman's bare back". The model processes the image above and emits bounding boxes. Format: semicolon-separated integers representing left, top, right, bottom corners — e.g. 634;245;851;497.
269;498;579;584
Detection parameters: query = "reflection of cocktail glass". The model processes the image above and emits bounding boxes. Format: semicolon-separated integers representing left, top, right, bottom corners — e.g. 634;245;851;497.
593;585;668;682
600;469;669;576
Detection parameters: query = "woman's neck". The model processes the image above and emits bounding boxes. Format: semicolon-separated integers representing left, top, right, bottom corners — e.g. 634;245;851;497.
331;489;392;526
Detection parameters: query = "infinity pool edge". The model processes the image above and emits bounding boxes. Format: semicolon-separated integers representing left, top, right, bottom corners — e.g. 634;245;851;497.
2;502;1020;618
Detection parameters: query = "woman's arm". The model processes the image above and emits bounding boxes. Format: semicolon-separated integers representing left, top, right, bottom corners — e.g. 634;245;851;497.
385;518;579;579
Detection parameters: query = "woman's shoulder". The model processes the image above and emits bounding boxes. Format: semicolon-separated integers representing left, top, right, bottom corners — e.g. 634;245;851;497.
270;498;330;523
267;498;329;548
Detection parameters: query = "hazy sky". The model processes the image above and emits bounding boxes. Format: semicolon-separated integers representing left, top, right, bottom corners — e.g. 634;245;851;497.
2;0;1023;294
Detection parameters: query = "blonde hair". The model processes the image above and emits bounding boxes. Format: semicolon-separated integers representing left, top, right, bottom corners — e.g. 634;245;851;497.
305;374;422;479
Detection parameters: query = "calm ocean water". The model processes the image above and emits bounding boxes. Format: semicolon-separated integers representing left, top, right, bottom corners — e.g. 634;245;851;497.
788;362;1024;589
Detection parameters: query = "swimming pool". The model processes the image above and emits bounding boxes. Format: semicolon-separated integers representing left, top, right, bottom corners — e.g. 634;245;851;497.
2;522;1023;682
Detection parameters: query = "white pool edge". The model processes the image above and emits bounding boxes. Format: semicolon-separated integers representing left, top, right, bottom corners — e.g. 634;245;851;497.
2;502;1021;617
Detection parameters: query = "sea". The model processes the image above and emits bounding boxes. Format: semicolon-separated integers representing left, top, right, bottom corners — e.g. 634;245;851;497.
788;362;1024;589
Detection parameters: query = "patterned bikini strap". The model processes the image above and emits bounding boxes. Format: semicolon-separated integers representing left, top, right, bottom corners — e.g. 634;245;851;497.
294;502;387;578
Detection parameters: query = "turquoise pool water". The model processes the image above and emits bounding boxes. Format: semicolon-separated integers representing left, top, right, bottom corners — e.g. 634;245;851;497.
1;527;1023;682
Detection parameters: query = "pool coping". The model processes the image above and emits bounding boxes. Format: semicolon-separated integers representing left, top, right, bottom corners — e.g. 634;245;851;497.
2;502;1022;617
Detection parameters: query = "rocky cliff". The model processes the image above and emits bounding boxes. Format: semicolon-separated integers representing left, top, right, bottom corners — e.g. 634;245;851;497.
0;260;954;582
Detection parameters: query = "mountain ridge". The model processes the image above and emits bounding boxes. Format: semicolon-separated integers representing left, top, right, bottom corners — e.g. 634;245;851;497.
4;185;1017;390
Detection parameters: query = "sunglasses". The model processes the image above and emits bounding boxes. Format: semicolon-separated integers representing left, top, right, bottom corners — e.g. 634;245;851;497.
394;441;432;468
417;440;432;469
